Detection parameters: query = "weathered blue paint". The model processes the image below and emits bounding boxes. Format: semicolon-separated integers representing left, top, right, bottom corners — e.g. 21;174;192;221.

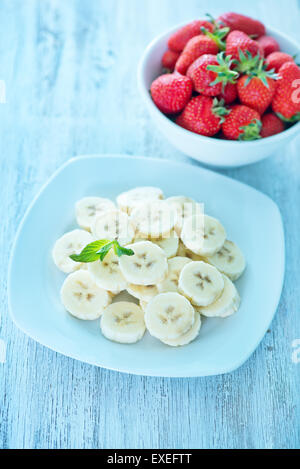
0;0;299;449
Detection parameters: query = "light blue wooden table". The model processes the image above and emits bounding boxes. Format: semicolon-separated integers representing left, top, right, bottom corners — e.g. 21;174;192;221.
0;0;299;449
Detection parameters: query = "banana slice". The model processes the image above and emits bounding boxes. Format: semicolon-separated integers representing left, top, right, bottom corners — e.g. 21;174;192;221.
127;284;159;302
135;232;179;258
166;196;203;234
154;233;179;258
181;214;226;256
91;210;135;246
204;240;246;281
100;301;146;344
117;187;164;214
119;241;168;286
161;312;201;347
179;261;224;306
157;257;192;293
52;229;94;273
130;201;177;239
199;275;240;318
75;197;116;231
145;292;195;341
61;270;111;320
88;250;127;294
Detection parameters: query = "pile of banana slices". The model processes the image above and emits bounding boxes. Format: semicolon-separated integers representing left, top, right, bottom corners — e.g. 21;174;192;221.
52;187;246;347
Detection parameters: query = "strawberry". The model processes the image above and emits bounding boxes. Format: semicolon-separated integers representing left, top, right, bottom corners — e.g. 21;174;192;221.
219;82;238;104
162;49;180;72
238;75;277;115
257;35;280;57
150;73;193;114
222;105;262;140
176;96;230;137
187;52;238;96
272;62;300;121
175;35;219;75
237;61;278;114
217;12;266;38
265;52;294;72
168;20;214;52
260;113;285;138
226;30;260;62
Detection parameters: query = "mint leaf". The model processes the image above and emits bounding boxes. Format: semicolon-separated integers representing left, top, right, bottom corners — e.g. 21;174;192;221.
70;239;134;263
113;243;134;258
98;241;115;261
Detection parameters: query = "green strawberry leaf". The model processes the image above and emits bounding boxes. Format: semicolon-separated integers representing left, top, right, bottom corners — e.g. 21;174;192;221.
207;52;239;88
70;240;134;263
276;112;300;123
238;119;262;141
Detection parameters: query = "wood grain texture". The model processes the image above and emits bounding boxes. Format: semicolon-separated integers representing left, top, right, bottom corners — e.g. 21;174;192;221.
0;0;300;449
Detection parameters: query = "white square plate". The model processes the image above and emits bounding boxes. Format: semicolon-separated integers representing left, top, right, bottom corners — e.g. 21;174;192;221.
8;155;285;377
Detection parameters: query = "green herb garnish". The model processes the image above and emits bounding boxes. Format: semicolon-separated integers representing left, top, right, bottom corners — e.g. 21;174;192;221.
70;239;134;263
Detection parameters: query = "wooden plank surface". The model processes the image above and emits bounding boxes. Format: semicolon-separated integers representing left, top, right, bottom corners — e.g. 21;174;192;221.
0;0;299;449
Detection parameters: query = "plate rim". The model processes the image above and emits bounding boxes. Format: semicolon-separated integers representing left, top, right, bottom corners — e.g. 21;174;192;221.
7;154;286;377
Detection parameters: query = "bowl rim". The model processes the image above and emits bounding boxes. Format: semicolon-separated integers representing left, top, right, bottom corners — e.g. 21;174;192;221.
137;22;300;146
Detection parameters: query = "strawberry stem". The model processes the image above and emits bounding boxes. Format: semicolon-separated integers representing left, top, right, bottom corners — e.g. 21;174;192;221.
241;58;280;88
201;27;230;51
212;98;231;124
238;119;262;141
236;50;261;74
276;112;300;123
207;52;239;88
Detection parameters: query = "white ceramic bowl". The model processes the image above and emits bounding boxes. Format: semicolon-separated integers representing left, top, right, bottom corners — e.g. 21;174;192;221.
138;23;300;168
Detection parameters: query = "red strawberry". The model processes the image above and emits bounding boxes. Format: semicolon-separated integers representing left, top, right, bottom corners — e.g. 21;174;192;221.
187;52;238;96
168;20;214;52
150;73;193;114
217;12;266;38
265;52;294;72
162;49;180;71
260;113;285;138
175;35;219;75
272;62;300;121
237;62;278;115
226;30;260;62
257;35;280;57
176;96;230;137
219;83;238;104
222;105;262;140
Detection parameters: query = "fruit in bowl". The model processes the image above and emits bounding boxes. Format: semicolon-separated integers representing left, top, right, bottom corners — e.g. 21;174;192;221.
149;12;300;142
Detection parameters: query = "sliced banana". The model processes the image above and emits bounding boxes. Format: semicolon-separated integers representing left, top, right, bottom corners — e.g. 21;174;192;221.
179;261;224;307
145;292;195;341
199;275;240;318
52;229;94;273
61;270;111;320
127;284;159;302
75;197;116;231
157;257;192;293
88;249;127;294
100;301;146;344
117;187;164;214
204;240;246;281
119;241;168;286
154;233;179;258
181;214;226;257
166;196;203;234
91;209;135;246
135;231;179;258
161;312;201;347
130;201;177;239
